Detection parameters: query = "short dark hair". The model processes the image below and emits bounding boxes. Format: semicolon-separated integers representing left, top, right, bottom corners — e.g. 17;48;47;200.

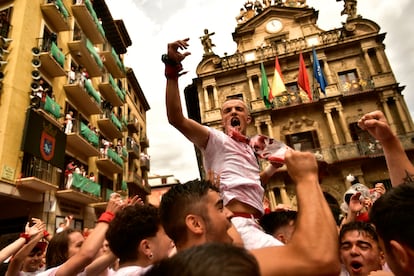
144;242;260;276
339;221;379;243
106;204;160;264
369;183;414;250
159;179;218;245
259;210;297;235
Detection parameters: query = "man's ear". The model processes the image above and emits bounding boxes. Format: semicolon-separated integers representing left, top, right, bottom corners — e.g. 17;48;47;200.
246;114;252;124
185;214;205;235
139;239;152;259
389;240;409;270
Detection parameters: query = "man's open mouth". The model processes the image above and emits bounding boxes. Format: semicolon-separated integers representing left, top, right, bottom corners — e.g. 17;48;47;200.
231;117;240;127
350;261;362;271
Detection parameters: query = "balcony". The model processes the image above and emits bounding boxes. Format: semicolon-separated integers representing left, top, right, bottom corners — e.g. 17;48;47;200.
127;114;139;133
126;171;141;186
67;38;103;77
140;153;150;171
126;137;140;158
71;0;105;44
372;72;397;88
96;148;123;176
19;157;60;192
98;74;125;106
101;46;125;78
40;1;70;32
97;112;123;140
64;79;102;117
38;41;66;77
140;136;149;148
66;122;100;159
338;78;375;96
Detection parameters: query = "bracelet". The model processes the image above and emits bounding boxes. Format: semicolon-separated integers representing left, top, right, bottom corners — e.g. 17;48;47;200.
20;233;31;244
165;64;183;80
98;211;115;224
43;230;50;238
161;54;178;66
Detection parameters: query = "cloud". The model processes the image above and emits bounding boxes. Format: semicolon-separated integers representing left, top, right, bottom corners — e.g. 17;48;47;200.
106;0;414;183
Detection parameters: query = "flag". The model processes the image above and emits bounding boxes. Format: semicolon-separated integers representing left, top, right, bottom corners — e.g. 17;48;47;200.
298;52;312;101
312;48;327;95
271;55;287;97
260;63;272;108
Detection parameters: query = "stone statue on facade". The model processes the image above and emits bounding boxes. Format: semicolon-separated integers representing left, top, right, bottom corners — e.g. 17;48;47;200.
337;0;358;20
200;29;216;56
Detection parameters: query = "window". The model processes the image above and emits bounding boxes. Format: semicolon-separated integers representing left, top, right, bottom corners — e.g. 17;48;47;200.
285;130;320;151
338;69;361;92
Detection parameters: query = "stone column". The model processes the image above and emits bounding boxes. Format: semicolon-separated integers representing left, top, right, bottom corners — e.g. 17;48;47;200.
265;119;274;138
381;98;397;133
280;186;290;205
268;190;277;210
203;87;210;110
198;89;205;120
213;85;219;109
322;59;334;84
363;49;375;75
337;107;352;143
255;121;262;135
375;47;388;73
248;76;256;100
394;96;410;132
325;109;340;145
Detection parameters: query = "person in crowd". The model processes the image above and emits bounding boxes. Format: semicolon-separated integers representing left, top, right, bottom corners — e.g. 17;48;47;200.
358;110;414;276
0;220;44;263
163;37;284;249
64;111;74;134
159;179;234;252
106;204;174;275
369;183;414;276
37;193;128;276
339;221;385;276
144;242;260;276
56;215;73;234
259;210;297;244
357;110;414;187
160;149;340;275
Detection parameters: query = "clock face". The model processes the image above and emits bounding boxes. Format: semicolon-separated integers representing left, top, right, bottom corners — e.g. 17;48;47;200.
266;19;283;34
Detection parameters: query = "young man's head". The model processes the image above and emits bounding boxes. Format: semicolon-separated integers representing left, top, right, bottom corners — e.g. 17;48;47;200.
339;221;384;276
145;242;260;276
159;179;233;250
221;98;251;135
369;182;414;276
259;210;297;244
22;242;47;272
106;204;173;266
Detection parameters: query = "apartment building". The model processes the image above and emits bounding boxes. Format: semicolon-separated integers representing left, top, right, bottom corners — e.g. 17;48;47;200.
0;0;150;235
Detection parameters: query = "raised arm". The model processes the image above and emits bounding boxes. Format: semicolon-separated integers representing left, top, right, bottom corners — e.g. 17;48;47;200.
251;151;340;275
164;38;210;149
358;110;414;186
55;194;124;276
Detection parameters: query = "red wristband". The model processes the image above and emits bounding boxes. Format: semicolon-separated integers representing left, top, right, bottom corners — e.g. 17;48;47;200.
43;230;50;238
98;211;115;224
20;233;31;244
165;63;183;80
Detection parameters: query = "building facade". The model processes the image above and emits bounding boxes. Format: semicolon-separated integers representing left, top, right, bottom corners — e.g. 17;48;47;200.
189;0;414;220
0;0;150;236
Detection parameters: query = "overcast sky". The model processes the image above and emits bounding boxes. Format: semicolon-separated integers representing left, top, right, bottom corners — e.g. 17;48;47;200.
105;0;414;183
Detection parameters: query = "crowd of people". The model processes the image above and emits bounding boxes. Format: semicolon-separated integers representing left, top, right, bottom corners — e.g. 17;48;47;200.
1;38;413;276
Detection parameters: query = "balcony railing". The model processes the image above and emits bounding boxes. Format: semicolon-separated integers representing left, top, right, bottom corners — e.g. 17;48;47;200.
67;37;103;77
127;114;139;133
19;155;60;192
338;78;375;95
66;121;100;159
37;39;66;77
101;45;126;78
69;172;101;197
71;0;105;44
96;148;123;176
64;78;102;117
98;74;125;107
40;0;70;32
126;137;140;158
140;153;150;171
97;111;123;140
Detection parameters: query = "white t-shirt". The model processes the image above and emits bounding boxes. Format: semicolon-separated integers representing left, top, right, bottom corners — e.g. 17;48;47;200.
114;265;151;276
203;127;264;214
